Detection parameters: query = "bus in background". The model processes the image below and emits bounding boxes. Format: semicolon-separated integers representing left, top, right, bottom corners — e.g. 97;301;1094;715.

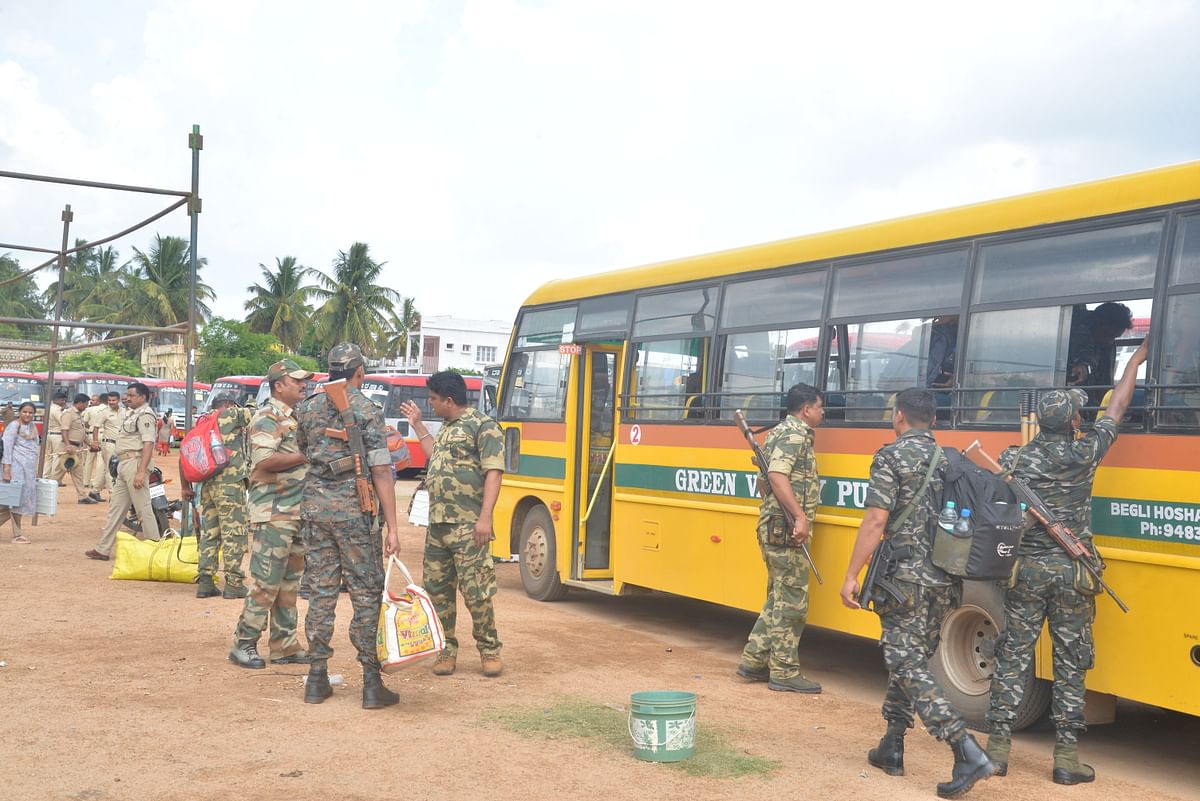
0;371;43;433
35;371;138;402
480;363;502;417
205;376;264;410
360;373;482;471
489;161;1200;730
253;372;329;408
143;378;211;436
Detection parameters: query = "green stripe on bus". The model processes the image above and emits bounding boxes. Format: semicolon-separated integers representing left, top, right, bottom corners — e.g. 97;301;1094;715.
515;454;566;479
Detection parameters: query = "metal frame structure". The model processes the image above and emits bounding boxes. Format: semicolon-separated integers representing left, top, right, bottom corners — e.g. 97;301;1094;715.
0;125;203;526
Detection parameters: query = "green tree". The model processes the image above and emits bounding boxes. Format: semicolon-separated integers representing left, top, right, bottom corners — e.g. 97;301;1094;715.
243;256;314;352
41;238;95;325
382;296;422;360
0;254;47;337
119;234;215;329
195;317;285;383
310;242;401;356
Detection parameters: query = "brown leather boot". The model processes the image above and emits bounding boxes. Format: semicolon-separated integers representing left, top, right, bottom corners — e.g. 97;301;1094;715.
481;655;503;677
431;652;457;676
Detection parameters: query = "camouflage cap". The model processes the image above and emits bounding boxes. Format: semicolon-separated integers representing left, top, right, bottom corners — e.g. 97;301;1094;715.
210;392;241;409
327;342;365;372
266;358;314;382
1037;388;1088;432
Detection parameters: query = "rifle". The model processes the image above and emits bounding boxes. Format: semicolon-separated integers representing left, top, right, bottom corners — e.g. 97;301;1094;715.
733;409;822;584
964;440;1129;613
323;380;378;516
857;539;911;611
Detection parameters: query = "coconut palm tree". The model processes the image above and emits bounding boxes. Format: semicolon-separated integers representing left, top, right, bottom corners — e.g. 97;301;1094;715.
310;242;401;356
120;234;214;329
0;254;47;337
244;256;315;352
382;296;422;361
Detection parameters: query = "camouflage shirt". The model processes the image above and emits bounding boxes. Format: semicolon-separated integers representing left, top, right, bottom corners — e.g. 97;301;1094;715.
427;407;505;525
1001;417;1118;555
864;427;951;587
210;406;252;486
295;385;390;523
248;396;307;524
759;414;820;524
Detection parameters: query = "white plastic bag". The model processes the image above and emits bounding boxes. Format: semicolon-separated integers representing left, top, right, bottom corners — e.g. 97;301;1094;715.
376;556;445;672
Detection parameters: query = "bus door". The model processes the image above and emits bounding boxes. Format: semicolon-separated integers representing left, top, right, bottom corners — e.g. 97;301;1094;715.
573;344;621;579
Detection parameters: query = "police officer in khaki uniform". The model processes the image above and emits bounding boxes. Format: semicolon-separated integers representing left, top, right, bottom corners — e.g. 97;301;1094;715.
41;391;68;479
85;382;159;561
82;396;111;501
54;394;98;504
95;392;122;495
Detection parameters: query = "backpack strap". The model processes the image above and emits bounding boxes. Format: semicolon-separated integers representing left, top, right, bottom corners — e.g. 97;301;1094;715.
887;444;943;534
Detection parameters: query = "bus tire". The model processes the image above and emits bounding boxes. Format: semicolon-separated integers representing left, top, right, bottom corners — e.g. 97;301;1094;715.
518;506;568;602
931;580;1051;732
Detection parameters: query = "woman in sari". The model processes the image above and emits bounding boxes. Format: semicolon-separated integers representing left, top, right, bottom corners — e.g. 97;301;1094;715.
2;402;41;544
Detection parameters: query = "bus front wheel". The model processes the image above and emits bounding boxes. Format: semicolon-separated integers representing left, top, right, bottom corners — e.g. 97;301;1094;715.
518;506;568;602
931;581;1051;731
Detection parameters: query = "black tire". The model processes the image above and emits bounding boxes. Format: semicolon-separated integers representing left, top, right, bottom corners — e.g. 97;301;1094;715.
518;506;568;602
931;580;1052;731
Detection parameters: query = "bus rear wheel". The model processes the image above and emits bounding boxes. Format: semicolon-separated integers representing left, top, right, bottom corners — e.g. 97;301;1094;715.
519;506;568;602
931;581;1051;731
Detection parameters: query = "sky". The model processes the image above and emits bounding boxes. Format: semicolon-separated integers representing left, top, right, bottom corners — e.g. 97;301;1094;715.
2;0;1199;331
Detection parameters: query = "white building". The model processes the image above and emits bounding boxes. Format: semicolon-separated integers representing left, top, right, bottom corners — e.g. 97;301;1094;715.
367;315;512;374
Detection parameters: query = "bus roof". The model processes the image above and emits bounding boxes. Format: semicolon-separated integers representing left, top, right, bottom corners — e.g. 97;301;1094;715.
363;374;482;388
31;371;139;381
522;160;1200;307
141;378;212;389
210;376;265;385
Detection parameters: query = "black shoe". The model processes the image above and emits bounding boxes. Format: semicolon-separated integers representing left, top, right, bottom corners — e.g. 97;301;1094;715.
270;651;311;665
223;584;248;599
936;733;995;799
78;497;98;505
735;663;769;682
304;663;333;704
228;640;266;669
868;727;906;776
196;576;221;598
88;491;103;502
362;665;399;709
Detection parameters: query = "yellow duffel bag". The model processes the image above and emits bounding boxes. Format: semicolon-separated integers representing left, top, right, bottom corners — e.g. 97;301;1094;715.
110;531;200;583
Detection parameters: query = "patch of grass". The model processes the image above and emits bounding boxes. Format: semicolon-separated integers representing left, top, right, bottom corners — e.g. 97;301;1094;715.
486;697;779;779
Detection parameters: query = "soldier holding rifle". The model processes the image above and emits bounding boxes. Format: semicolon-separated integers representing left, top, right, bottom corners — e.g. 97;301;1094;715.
295;343;401;709
840;388;994;799
982;338;1149;784
734;383;824;694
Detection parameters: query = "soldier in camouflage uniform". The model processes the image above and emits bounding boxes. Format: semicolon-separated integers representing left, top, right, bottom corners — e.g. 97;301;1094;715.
183;394;252;599
296;343;400;709
985;339;1148;784
402;370;505;678
736;383;824;693
228;359;314;669
841;388;993;799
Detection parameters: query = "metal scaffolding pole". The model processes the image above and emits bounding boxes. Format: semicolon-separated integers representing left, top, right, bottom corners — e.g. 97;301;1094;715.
34;205;73;525
182;124;203;541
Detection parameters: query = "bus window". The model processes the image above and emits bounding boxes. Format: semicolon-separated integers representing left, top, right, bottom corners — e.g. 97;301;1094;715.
1170;213;1200;285
827;318;932;422
831;250;967;318
961;307;1064;423
503;350;571;420
1159;293;1200;428
721;270;826;329
629;337;706;421
719;327;820;421
633;287;716;338
974;221;1160;304
516;306;577;347
578;295;633;335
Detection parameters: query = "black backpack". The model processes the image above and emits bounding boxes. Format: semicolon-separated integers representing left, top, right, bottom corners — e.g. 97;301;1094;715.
930;448;1024;581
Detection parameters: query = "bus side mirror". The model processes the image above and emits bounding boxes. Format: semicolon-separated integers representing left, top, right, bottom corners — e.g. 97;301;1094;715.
504;427;520;473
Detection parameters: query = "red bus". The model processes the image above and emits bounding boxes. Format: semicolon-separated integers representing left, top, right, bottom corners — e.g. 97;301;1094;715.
34;371;139;401
0;371;43;434
360;374;482;470
253;372;329;408
205;376;265;410
142;378;211;436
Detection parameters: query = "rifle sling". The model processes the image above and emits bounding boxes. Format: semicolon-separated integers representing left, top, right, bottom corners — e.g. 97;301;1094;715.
886;445;942;536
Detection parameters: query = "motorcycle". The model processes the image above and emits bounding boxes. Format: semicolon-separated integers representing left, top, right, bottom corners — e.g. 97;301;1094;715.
119;464;182;537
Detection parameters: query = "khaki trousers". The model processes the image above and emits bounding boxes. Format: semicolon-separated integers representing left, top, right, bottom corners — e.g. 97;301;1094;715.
51;446;89;499
98;441;117;491
95;456;159;557
41;435;62;478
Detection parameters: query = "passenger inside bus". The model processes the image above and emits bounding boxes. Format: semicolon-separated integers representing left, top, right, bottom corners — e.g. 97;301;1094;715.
925;316;958;389
1066;301;1133;401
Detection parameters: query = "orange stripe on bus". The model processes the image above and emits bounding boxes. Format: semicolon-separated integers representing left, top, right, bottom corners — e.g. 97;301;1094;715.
521;422;568;441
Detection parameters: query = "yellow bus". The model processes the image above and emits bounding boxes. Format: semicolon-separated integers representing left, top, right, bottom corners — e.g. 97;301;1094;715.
488;161;1200;729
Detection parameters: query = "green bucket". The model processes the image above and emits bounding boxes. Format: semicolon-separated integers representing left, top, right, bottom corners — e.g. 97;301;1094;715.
628;690;697;762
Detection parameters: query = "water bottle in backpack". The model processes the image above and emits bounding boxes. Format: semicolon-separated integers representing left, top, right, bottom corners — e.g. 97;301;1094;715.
937;500;958;533
932;505;974;576
209;429;228;465
955;508;973;537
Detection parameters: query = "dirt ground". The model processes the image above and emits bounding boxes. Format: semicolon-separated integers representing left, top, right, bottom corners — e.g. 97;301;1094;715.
1;459;1196;801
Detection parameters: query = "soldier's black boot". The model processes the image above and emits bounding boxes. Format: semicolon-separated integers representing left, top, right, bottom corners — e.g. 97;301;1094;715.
867;722;907;776
936;732;995;799
304;661;333;705
195;574;220;598
362;664;399;710
1051;739;1095;785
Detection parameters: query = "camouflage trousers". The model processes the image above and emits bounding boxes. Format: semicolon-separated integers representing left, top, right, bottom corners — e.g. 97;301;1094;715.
741;525;810;679
987;553;1096;742
198;481;249;588
233;521;306;659
424;521;501;658
877;579;966;741
304;515;383;667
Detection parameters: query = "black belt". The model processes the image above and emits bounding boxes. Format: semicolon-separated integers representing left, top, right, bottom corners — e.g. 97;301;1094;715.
103;438;116;443
68;440;83;447
48;432;61;437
